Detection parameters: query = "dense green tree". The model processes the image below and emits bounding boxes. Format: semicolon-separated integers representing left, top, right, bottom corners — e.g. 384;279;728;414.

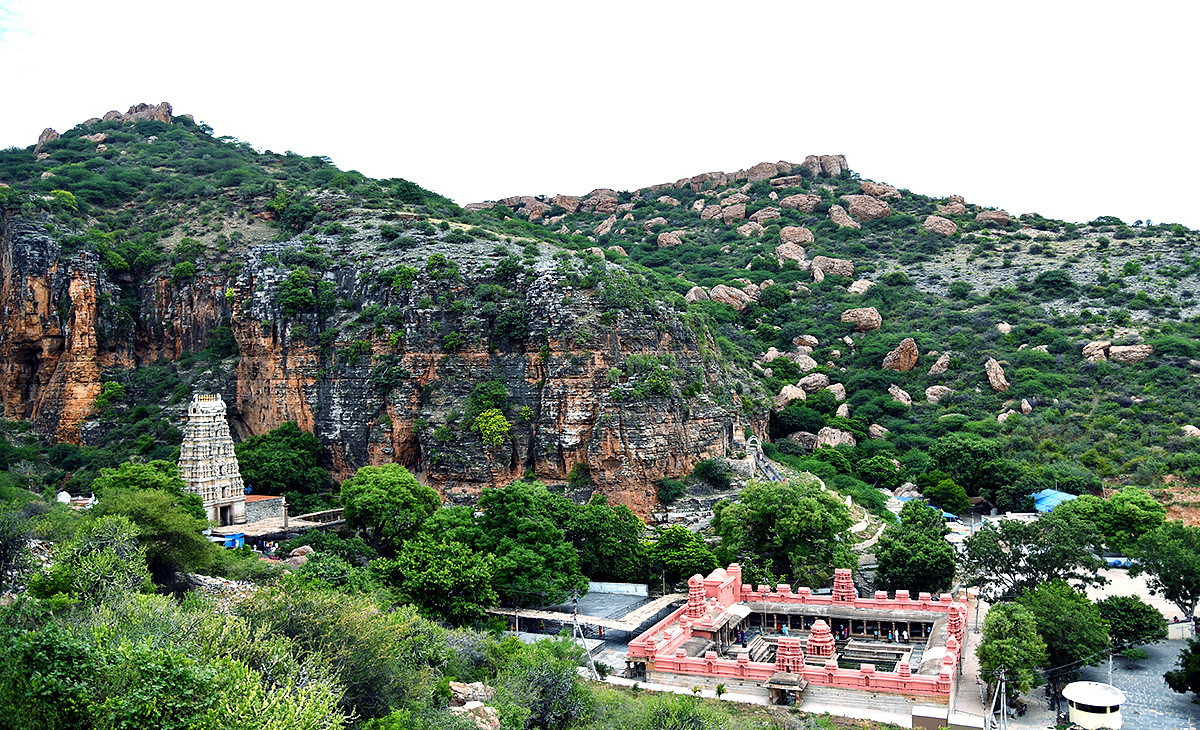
382;534;497;626
1129;520;1200;620
856;455;904;491
28;515;152;602
1095;595;1167;648
234;421;332;511
340;464;440;554
960;509;1107;602
645;524;718;588
930;433;1001;494
1106;487;1167;553
1020;581;1110;691
976;602;1047;700
712;477;853;587
922;479;971;515
565;495;646;583
875;500;956;596
1165;638;1200;701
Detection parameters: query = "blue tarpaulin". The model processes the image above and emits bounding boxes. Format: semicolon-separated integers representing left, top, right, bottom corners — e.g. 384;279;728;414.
1033;489;1077;513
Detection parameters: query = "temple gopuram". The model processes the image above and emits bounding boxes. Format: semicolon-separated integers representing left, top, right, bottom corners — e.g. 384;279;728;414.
179;393;246;526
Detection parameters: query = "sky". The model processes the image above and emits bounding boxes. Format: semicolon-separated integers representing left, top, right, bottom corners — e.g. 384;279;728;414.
1;0;1196;228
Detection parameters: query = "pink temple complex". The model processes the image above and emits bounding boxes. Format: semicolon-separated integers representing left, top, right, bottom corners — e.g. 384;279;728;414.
626;566;967;711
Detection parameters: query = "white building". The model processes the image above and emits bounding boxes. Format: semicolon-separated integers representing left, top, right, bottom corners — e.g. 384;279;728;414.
179;393;246;526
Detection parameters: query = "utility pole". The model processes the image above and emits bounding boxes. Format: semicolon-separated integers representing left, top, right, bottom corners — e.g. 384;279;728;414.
1108;637;1113;685
572;590;599;680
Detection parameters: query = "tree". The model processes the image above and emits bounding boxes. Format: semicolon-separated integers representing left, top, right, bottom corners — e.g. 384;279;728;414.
960;509;1107;602
875;500;956;596
930;433;1001;495
1165;638;1200;701
384;534;497;625
856;455;903;491
1106;487;1166;554
0;509;32;591
922;479;971;515
565;495;646;583
340;464;440;554
712;477;854;587
471;408;511;447
645;524;718;588
1129;520;1200;621
1020;581;1110;692
474;481;588;605
1095;595;1167;648
235;421;333;511
977;602;1047;701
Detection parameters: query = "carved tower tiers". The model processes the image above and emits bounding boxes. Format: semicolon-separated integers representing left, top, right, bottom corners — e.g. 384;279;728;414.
179;393;246;526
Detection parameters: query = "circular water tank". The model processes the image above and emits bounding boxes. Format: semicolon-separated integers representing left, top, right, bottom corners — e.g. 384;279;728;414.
1062;681;1126;729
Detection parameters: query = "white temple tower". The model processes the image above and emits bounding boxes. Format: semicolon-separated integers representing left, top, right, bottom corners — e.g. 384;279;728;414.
179;393;246;526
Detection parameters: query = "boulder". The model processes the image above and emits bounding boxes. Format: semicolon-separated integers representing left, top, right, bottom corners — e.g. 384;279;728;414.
741;283;761;300
593;215;617;236
656;195;681;206
748;161;781;182
750;206;781;224
925;386;953;404
708;285;753;311
949;195;966;204
923;215;958;237
657;230;683;247
776;242;808;264
861;181;901;199
722;204;747;224
997;411;1013;424
789;353;819;372
34;127;59;154
848;279;875;295
984;358;1009;392
607;245;627;256
1183;425;1200;438
553;194;581;213
450;701;501;730
685;286;709;303
1021;398;1033;415
997;322;1012;334
701;204;723;220
587;247;606;259
644;216;668;232
888;383;912;406
787;431;818;451
775;384;808;410
827;383;847;401
779;226;814;246
812;255;854;279
723;192;752;205
1109;344;1153;364
844;194;891;222
793;335;819;348
780;193;822;212
770;174;807;188
928;352;951;376
736;221;765;237
869;423;890;440
829;204;861;229
81;132;107;144
816;426;856;449
895;481;920;498
289;545;315;558
691;199;705;212
976;209;1011;226
836;403;850;418
841;307;882;332
1082;341;1110;362
798;373;830;393
940;201;968;216
882;338;919;372
450;682;496;706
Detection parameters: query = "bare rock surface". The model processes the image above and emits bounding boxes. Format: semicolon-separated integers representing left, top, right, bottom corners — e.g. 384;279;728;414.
925;386;952;404
869;424;889;440
722;204;747;224
841;307;882;331
827;383;846;401
1109;344;1153;363
780;193;821;212
888;383;912;406
685;286;709;303
848;279;874;295
798;373;830;393
750;207;781;224
844;194;891;222
816;426;856;449
984;357;1009;391
776;242;807;264
928;352;951;376
775;384;807;410
923;215;958;236
882;338;919;372
701;204;722;220
657;230;683;247
829;205;861;229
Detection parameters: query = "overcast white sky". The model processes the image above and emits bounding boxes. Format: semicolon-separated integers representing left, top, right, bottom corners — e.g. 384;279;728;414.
1;1;1196;227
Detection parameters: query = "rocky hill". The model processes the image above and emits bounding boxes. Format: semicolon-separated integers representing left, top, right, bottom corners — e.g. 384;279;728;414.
3;102;1200;516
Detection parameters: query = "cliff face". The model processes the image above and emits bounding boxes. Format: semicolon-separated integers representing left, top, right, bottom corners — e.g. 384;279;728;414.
0;211;763;514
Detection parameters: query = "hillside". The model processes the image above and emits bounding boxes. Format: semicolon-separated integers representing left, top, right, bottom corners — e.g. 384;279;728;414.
3;102;1200;516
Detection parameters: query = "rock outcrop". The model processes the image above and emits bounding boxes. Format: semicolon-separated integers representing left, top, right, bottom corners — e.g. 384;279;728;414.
34;128;60;154
984;357;1009;392
925;386;952;404
861;181;900;199
841;307;882;332
780;194;821;213
816;426;856;449
882;338;919;372
828;205;860;229
844;195;891;222
888;383;912;407
976;209;1011;226
928;352;951;376
1109;344;1153;364
923;215;957;237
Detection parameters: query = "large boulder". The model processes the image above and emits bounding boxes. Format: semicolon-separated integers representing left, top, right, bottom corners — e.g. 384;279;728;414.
780;193;822;213
722;204;747;224
976;209;1011;226
786;431;818;451
882;338;919;372
888;383;912;407
829;205;861;229
798;373;830;393
656;195;681;206
770;174;807;188
928;352;951;376
450;682;496;706
1082;341;1110;362
708;285;753;311
1183;425;1200;438
940;201;968;216
841;307;882;331
789;352;819;372
657;230;683;247
776;242;808;264
847;279;875;295
607;245;627;256
723;192;752;205
553;194;581;213
984;357;1009;392
644;216;668;232
827;383;847;401
923;215;958;237
812;255;854;279
861;181;901;199
593;215;617;236
1109;344;1153;363
750;206;781;224
844;194;891;222
775;384;808;410
868;424;890;440
685;286;709;303
736;221;765;238
748;161;781;182
793;335;819;348
816;426;856;449
779;226;814;246
34;128;59;154
925;386;953;404
450;702;501;730
700;204;723;220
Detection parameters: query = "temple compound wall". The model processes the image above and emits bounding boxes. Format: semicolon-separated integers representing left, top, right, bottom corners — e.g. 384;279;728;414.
625;566;967;710
179;393;246;526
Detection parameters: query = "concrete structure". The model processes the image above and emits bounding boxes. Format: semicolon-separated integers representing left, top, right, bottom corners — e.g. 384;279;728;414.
1062;681;1126;729
179;393;246;526
244;494;285;523
625;566;968;713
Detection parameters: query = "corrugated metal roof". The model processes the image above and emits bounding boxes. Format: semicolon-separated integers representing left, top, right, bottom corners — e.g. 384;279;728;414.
1032;489;1077;513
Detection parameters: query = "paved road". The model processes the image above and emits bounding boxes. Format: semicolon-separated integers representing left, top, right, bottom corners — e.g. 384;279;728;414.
1076;639;1198;730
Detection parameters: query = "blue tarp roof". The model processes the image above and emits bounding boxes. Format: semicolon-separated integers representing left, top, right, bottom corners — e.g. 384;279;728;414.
1033;489;1077;513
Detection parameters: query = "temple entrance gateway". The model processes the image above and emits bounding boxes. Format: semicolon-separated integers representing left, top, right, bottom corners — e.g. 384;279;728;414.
179;393;247;526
